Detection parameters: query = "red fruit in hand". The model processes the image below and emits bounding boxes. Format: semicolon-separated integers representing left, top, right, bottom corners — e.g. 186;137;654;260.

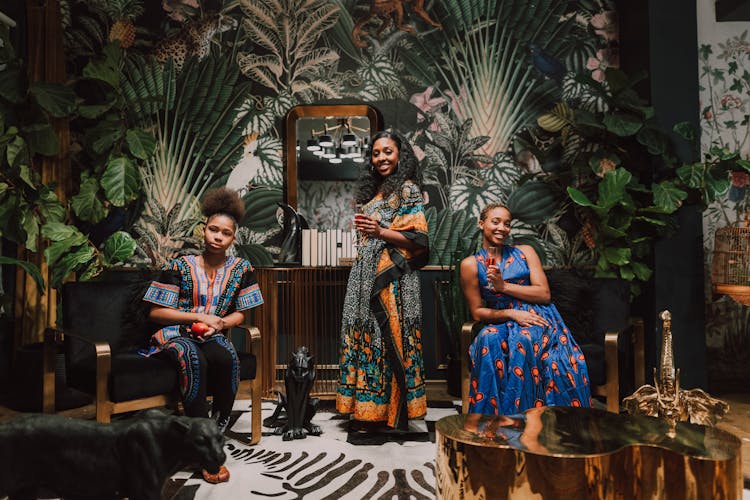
190;321;210;338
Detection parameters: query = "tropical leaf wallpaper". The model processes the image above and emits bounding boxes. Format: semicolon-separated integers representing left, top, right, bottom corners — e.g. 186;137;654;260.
60;0;617;267
696;0;750;392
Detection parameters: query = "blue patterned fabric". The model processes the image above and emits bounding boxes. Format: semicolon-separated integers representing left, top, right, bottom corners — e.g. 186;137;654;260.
143;281;179;308
468;246;592;415
140;255;261;408
237;283;263;310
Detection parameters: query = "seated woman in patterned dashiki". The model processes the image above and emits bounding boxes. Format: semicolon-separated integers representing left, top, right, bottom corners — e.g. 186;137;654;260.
337;130;429;431
459;203;591;415
142;187;263;484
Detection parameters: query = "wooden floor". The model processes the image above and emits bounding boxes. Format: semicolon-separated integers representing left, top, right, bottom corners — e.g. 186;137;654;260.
2;386;749;480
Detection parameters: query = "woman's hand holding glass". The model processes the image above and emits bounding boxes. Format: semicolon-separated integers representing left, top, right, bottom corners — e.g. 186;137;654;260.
354;214;382;239
486;246;502;291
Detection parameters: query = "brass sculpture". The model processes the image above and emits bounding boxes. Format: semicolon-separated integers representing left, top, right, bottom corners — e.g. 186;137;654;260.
623;310;729;436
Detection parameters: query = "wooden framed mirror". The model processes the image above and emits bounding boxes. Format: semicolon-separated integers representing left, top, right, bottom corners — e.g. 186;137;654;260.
285;105;381;222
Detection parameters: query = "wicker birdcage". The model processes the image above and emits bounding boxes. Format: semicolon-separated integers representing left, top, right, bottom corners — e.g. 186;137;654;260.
712;218;750;305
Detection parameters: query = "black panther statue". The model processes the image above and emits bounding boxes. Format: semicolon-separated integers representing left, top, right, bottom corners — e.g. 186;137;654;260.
0;409;225;500
263;346;322;440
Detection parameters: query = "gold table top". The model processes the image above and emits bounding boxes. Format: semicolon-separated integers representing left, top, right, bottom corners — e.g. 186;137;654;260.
436;406;741;461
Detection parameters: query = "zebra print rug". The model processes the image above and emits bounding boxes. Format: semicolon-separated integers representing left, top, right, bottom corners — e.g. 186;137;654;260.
172;400;459;499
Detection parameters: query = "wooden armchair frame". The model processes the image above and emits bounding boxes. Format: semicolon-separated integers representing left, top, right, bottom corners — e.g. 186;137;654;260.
460;318;645;414
43;323;263;445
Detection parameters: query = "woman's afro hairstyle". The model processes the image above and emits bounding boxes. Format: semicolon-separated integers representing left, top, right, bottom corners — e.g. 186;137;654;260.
200;187;245;224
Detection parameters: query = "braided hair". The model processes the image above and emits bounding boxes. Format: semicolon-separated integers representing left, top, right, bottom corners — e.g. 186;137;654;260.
355;130;422;205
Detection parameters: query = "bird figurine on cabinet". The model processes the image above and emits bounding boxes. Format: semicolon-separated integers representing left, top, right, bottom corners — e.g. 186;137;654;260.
277;203;308;264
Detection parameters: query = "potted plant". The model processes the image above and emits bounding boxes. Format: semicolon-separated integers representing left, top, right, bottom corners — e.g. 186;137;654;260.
526;67;748;294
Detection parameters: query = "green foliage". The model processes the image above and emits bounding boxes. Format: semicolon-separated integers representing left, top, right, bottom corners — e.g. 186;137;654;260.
130;200;203;269
534;66;748;291
0;27;140;299
237;0;341;102
418;0;573;156
672;129;749;207
71;42;151;225
241;187;283;231
119;52;253;267
533;68;678;288
420;113;489;210
0;256;45;294
425;206;480;266
236;243;275;267
506;181;559;226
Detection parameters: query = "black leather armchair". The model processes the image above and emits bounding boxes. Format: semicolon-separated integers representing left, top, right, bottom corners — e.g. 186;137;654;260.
42;278;263;444
460;270;645;414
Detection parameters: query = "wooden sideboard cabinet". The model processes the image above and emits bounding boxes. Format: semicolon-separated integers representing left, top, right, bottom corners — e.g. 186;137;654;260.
253;267;350;398
252;266;453;399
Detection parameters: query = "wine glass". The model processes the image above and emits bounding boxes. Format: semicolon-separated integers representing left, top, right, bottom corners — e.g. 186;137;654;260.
353;203;366;253
486;246;500;290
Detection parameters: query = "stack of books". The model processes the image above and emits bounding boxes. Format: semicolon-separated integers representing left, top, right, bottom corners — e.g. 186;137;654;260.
300;229;359;266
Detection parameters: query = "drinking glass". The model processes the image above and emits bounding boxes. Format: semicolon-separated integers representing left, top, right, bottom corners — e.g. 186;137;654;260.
353;203;366;252
486;246;500;290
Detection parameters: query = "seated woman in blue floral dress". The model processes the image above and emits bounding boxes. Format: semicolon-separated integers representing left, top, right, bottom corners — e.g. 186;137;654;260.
459;203;591;415
142;187;263;483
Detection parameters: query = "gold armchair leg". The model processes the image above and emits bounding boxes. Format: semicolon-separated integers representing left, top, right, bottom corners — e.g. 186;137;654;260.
461;321;479;414
94;342;113;423
250;377;262;445
239;320;262;445
603;331;620;413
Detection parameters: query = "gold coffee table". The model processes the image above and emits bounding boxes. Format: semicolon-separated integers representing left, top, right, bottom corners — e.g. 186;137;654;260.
436;407;741;499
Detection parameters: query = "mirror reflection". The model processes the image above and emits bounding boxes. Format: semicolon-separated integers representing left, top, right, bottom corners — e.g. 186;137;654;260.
285;105;380;231
297;115;370;181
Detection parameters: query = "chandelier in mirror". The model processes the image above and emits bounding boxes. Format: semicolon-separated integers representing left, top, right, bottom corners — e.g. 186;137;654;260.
297;116;370;175
285;104;381;210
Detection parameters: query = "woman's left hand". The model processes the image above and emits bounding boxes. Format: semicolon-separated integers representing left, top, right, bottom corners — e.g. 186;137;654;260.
354;215;382;239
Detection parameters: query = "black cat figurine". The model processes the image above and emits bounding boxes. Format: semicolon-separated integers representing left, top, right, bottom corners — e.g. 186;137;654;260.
263;346;322;440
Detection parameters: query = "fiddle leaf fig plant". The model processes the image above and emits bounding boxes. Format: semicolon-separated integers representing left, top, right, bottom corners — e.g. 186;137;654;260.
533;67;750;292
0;26;138;291
70;42;152;225
534;68;681;288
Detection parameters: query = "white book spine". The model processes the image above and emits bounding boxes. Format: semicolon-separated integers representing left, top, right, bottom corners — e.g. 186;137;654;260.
328;230;335;266
301;229;311;267
322;230;329;267
310;228;319;267
334;229;341;266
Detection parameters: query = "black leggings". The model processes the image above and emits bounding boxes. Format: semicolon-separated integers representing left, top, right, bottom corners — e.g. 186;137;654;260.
158;335;239;420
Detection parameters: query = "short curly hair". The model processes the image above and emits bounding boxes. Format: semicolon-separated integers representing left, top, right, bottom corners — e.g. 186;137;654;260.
355;129;423;205
201;187;245;226
480;202;511;221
